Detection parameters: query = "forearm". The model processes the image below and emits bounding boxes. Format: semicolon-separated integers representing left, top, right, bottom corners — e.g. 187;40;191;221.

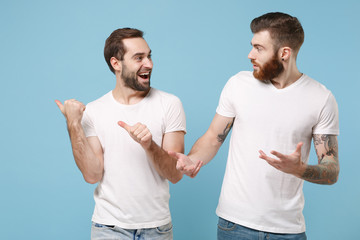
146;140;182;184
188;131;222;165
67;122;103;184
301;134;340;185
301;156;339;185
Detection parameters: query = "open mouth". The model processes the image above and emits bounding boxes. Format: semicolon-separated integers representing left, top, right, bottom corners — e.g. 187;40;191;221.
138;72;150;80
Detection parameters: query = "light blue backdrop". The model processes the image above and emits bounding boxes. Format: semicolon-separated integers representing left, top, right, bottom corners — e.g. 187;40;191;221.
1;0;359;239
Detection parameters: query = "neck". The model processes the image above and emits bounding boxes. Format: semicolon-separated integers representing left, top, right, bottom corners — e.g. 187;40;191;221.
112;76;149;105
271;61;302;89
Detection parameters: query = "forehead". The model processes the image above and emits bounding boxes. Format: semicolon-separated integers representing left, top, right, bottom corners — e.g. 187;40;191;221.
123;37;150;56
251;30;274;48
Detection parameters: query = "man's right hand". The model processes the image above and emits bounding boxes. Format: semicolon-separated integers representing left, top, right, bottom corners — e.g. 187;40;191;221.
168;151;203;178
55;99;86;124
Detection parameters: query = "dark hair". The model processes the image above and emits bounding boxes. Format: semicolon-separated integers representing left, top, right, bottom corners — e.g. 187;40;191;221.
250;12;304;52
104;28;144;73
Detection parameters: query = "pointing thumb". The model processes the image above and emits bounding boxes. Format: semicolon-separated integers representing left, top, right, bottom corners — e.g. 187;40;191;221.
118;121;130;132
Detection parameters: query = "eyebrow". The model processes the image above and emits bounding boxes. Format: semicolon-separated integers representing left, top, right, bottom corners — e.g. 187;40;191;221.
250;42;265;49
250;42;262;48
132;50;152;58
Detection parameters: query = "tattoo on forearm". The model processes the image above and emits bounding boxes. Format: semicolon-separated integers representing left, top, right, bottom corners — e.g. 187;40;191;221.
217;119;234;143
302;134;339;184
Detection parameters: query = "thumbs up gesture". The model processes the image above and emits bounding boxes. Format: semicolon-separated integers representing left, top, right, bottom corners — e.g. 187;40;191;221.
118;121;152;150
55;99;86;124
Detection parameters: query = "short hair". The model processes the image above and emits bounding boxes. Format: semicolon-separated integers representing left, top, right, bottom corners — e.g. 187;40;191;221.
250;12;304;52
104;28;144;73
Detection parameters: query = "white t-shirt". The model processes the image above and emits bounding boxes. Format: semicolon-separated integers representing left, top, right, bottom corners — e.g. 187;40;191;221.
215;71;339;234
81;88;186;229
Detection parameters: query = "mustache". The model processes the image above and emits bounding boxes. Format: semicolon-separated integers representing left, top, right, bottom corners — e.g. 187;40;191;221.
251;60;259;65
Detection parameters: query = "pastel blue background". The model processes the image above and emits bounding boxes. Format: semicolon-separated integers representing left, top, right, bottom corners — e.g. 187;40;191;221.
1;0;359;239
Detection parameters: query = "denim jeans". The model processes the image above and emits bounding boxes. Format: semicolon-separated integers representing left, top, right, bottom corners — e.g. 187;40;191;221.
217;217;307;240
91;222;173;240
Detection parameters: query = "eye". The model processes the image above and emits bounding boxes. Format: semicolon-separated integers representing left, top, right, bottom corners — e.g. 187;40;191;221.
135;56;143;61
148;54;152;60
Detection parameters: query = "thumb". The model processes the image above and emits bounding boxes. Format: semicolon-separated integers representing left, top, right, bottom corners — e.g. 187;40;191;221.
167;150;177;158
118;121;131;132
295;142;303;154
55;100;64;113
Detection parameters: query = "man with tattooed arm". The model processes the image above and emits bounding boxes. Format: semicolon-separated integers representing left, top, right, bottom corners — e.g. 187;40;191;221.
170;12;339;240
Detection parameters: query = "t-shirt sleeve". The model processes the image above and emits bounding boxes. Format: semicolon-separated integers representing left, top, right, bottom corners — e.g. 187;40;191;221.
313;92;339;135
81;107;97;137
216;78;236;118
164;96;186;134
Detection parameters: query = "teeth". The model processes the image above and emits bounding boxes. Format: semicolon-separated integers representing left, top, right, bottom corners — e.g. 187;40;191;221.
140;73;149;76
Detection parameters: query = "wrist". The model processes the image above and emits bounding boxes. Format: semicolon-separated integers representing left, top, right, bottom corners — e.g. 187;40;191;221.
67;120;82;129
143;139;154;151
294;162;307;179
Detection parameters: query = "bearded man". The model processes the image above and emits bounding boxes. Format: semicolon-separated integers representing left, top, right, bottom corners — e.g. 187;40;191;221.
171;12;339;240
56;28;187;240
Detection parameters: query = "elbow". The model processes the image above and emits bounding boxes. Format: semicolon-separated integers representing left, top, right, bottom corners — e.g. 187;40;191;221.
85;178;99;184
83;173;102;184
328;167;340;185
169;172;183;184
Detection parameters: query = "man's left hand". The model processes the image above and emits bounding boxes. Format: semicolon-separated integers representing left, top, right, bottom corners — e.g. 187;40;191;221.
259;142;306;177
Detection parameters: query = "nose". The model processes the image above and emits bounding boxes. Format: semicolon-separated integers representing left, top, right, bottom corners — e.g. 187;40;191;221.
248;48;255;60
143;57;153;69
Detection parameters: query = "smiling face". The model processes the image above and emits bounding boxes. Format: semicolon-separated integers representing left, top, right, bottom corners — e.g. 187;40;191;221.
120;38;153;91
248;30;284;81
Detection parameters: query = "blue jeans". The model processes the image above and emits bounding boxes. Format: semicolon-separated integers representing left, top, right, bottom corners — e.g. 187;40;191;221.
91;222;173;240
217;218;307;240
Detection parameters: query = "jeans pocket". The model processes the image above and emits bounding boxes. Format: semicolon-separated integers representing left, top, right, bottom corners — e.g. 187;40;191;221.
217;217;236;231
156;222;173;234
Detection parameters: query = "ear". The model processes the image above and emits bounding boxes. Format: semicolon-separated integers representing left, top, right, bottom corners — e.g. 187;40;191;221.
110;57;122;72
279;47;291;61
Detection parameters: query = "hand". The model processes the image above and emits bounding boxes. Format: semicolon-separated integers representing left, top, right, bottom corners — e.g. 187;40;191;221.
118;121;152;149
168;151;203;178
259;142;306;177
55;99;85;124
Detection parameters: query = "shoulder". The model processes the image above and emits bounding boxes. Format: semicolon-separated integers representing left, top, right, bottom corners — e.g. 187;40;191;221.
301;74;334;99
225;71;254;86
221;71;255;93
149;88;182;105
85;91;112;112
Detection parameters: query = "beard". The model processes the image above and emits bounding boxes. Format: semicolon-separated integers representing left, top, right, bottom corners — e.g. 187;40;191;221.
252;54;284;82
121;64;151;92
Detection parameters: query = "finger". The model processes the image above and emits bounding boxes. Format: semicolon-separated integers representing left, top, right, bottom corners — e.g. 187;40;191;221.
294;142;303;154
55;100;64;113
191;161;203;178
118;121;131;132
140;132;152;143
270;150;285;159
168;151;182;160
134;125;147;137
259;153;279;164
176;162;185;171
258;150;268;159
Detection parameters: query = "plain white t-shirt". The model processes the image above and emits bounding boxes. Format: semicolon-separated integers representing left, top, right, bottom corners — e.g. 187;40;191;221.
216;71;339;233
81;88;186;229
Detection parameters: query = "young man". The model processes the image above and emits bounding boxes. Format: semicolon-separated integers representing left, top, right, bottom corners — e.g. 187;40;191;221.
171;12;339;239
56;28;186;240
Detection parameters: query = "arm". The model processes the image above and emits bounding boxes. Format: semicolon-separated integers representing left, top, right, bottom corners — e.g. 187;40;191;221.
259;134;339;185
55;100;104;184
118;121;184;184
302;134;339;184
169;113;235;177
189;113;234;164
